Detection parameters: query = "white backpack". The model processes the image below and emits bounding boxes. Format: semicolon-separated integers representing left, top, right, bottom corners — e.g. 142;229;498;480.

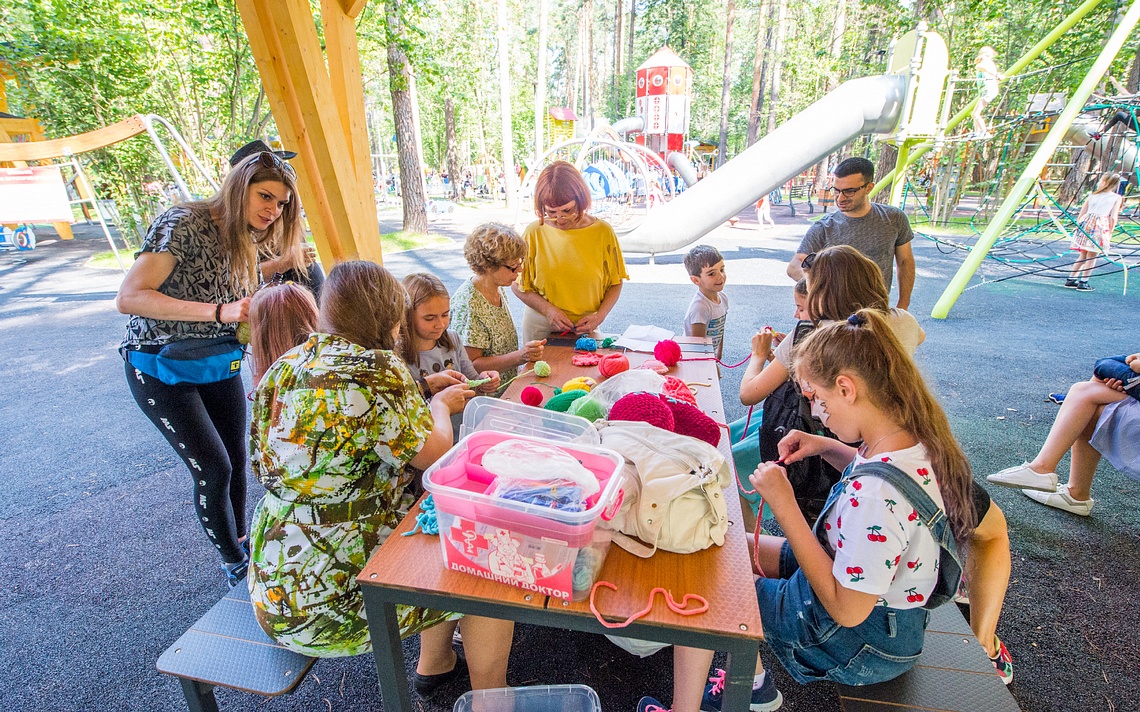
598;421;732;558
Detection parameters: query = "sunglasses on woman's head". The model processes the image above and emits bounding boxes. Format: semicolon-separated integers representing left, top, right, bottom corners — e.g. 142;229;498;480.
801;252;818;270
257;151;296;178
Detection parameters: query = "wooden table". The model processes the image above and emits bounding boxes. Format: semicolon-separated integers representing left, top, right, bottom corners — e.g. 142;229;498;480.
359;337;763;711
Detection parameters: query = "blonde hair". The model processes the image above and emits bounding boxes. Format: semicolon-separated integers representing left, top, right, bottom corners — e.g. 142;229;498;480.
399;273;456;366
318;261;405;351
1093;172;1122;195
190;153;304;294
249;283;318;382
464;222;527;275
792;309;976;548
804;245;890;322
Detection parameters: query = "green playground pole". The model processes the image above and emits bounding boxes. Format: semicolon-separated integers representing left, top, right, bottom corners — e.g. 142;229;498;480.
931;0;1140;319
889;140;914;207
869;0;1106;200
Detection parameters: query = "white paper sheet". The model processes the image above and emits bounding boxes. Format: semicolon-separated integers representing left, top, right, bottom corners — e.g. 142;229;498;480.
613;324;675;352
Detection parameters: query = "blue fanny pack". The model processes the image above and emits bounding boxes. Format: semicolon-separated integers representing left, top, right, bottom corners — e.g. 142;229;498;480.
128;336;245;385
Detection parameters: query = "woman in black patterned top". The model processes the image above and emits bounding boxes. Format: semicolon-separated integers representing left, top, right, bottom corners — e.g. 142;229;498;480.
116;152;305;586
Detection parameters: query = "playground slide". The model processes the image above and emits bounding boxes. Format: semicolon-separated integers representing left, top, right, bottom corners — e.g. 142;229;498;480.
618;75;907;254
1065;118;1139;175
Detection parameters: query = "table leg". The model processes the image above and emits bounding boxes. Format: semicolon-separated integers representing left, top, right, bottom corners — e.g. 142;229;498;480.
720;638;761;712
362;587;414;712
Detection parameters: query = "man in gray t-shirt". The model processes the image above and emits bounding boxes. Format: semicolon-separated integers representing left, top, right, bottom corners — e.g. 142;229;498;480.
787;157;916;310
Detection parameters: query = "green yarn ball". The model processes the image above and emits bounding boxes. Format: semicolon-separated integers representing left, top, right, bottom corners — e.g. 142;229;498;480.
544;389;587;412
534;360;551;378
600;337;617;349
568;395;607;422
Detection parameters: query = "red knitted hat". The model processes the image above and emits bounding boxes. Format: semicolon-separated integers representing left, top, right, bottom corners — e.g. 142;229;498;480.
664;397;720;447
608;392;675;431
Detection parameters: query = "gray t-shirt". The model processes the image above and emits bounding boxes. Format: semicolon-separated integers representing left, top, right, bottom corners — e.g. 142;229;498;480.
413;328;478;380
796;204;913;292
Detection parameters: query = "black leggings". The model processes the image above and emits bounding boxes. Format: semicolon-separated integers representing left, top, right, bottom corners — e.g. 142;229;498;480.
125;360;248;563
1104;110;1140;134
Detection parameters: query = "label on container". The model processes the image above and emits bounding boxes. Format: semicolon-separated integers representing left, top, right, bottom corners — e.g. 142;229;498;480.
443;517;575;600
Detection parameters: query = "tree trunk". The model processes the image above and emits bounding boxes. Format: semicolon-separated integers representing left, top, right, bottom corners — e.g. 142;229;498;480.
444;96;463;200
614;0;622;118
386;0;428;234
1127;48;1140;93
716;0;737;168
497;0;516;209
535;0;548;162
626;0;636;116
765;0;786;135
747;1;770;146
584;0;594;129
874;144;898;204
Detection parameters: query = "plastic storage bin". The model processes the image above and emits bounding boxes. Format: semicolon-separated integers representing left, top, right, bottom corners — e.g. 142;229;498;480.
453;684;602;712
423;398;624;601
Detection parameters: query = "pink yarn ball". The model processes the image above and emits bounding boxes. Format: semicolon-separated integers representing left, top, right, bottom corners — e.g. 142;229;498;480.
654;339;682;368
597;352;630;379
609;392;675;431
661;376;697;406
520;385;544;407
638;359;669;375
665;398;721;447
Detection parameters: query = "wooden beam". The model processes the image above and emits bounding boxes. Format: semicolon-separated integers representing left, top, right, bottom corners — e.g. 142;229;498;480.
339;0;369;19
321;0;383;264
0;115;146;162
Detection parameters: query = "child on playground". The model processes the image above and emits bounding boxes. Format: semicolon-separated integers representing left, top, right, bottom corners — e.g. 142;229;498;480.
683;245;729;361
970;46;1003;139
400;273;501;395
755;195;776;232
1066;173;1123;291
637;309;977;712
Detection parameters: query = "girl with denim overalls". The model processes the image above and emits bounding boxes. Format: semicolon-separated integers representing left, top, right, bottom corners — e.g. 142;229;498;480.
637;309;976;712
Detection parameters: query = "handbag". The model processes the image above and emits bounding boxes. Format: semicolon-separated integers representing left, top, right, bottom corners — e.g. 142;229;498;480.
597;421;732;558
128;336;245;385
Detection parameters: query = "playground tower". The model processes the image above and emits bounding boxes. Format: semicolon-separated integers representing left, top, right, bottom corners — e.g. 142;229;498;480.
632;47;692;157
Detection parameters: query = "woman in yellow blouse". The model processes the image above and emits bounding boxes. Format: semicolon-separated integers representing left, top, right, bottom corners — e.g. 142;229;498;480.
512;161;629;342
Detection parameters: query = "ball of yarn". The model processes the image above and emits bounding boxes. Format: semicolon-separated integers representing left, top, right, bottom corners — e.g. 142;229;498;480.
534;360;551;378
661;375;697;406
609;392;675;431
567;394;607;421
562;376;596;393
638;359;669;375
653;339;682;368
597;352;630;379
572;352;602;367
600;337;617;348
665;398;721;447
545;389;587;412
575;336;598;352
520;385;544;407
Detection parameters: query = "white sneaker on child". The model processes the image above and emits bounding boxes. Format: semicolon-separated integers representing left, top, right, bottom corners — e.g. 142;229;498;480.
1022;484;1094;516
986;463;1058;492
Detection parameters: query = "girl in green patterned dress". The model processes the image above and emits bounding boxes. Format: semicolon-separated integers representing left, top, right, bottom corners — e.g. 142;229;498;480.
248;261;513;695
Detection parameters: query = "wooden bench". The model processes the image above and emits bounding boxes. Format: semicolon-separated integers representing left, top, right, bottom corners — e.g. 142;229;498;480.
156;582;316;712
838;602;1020;711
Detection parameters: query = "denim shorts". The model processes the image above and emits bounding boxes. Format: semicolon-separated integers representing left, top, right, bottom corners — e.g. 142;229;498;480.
755;541;929;686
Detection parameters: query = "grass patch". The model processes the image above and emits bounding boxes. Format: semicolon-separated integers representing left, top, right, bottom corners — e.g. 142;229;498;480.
380;231;453;253
86;250;135;269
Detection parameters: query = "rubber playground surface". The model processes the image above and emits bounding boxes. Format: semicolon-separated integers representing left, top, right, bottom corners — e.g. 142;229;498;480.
1;206;1137;711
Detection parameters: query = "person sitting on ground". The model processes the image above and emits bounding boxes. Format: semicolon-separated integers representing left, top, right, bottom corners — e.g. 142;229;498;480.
1065;172;1122;291
786;157;916;310
513;161;629;342
248;281;317;384
683;245;729;362
247;261;512;697
450;223;545;387
987;352;1140;516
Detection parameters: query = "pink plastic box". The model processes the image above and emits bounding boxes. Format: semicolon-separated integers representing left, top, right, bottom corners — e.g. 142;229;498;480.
422;398;624;601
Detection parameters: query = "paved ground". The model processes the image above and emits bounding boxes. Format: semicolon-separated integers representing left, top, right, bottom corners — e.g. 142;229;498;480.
1;203;1137;712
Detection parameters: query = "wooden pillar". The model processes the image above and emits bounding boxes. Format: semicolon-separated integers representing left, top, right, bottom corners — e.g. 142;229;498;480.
235;0;382;266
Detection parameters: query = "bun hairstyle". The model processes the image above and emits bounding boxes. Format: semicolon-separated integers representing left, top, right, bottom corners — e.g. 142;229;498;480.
318;261;405;351
249;283;318;382
792;308;976;549
399;272;457;366
803;245;890;322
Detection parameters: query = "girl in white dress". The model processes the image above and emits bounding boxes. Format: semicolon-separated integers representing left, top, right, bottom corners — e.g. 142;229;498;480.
1067;173;1123;291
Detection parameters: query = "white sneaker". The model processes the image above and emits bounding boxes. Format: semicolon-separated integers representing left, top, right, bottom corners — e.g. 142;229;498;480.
1022;484;1094;516
989;460;1057;487
986;463;1058;492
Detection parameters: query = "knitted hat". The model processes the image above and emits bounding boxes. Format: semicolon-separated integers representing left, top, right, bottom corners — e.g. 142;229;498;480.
661;376;697;406
608;392;674;431
664;397;721;447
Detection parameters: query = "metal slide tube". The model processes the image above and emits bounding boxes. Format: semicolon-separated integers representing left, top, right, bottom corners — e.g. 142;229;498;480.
869;0;1105;200
618;75;906;255
668;152;699;187
931;0;1140;319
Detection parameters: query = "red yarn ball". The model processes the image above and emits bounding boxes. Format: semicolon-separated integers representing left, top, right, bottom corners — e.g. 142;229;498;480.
665;398;721;447
609;392;675;431
520;385;544;407
597;352;630;379
654;339;682;368
661;376;697;406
